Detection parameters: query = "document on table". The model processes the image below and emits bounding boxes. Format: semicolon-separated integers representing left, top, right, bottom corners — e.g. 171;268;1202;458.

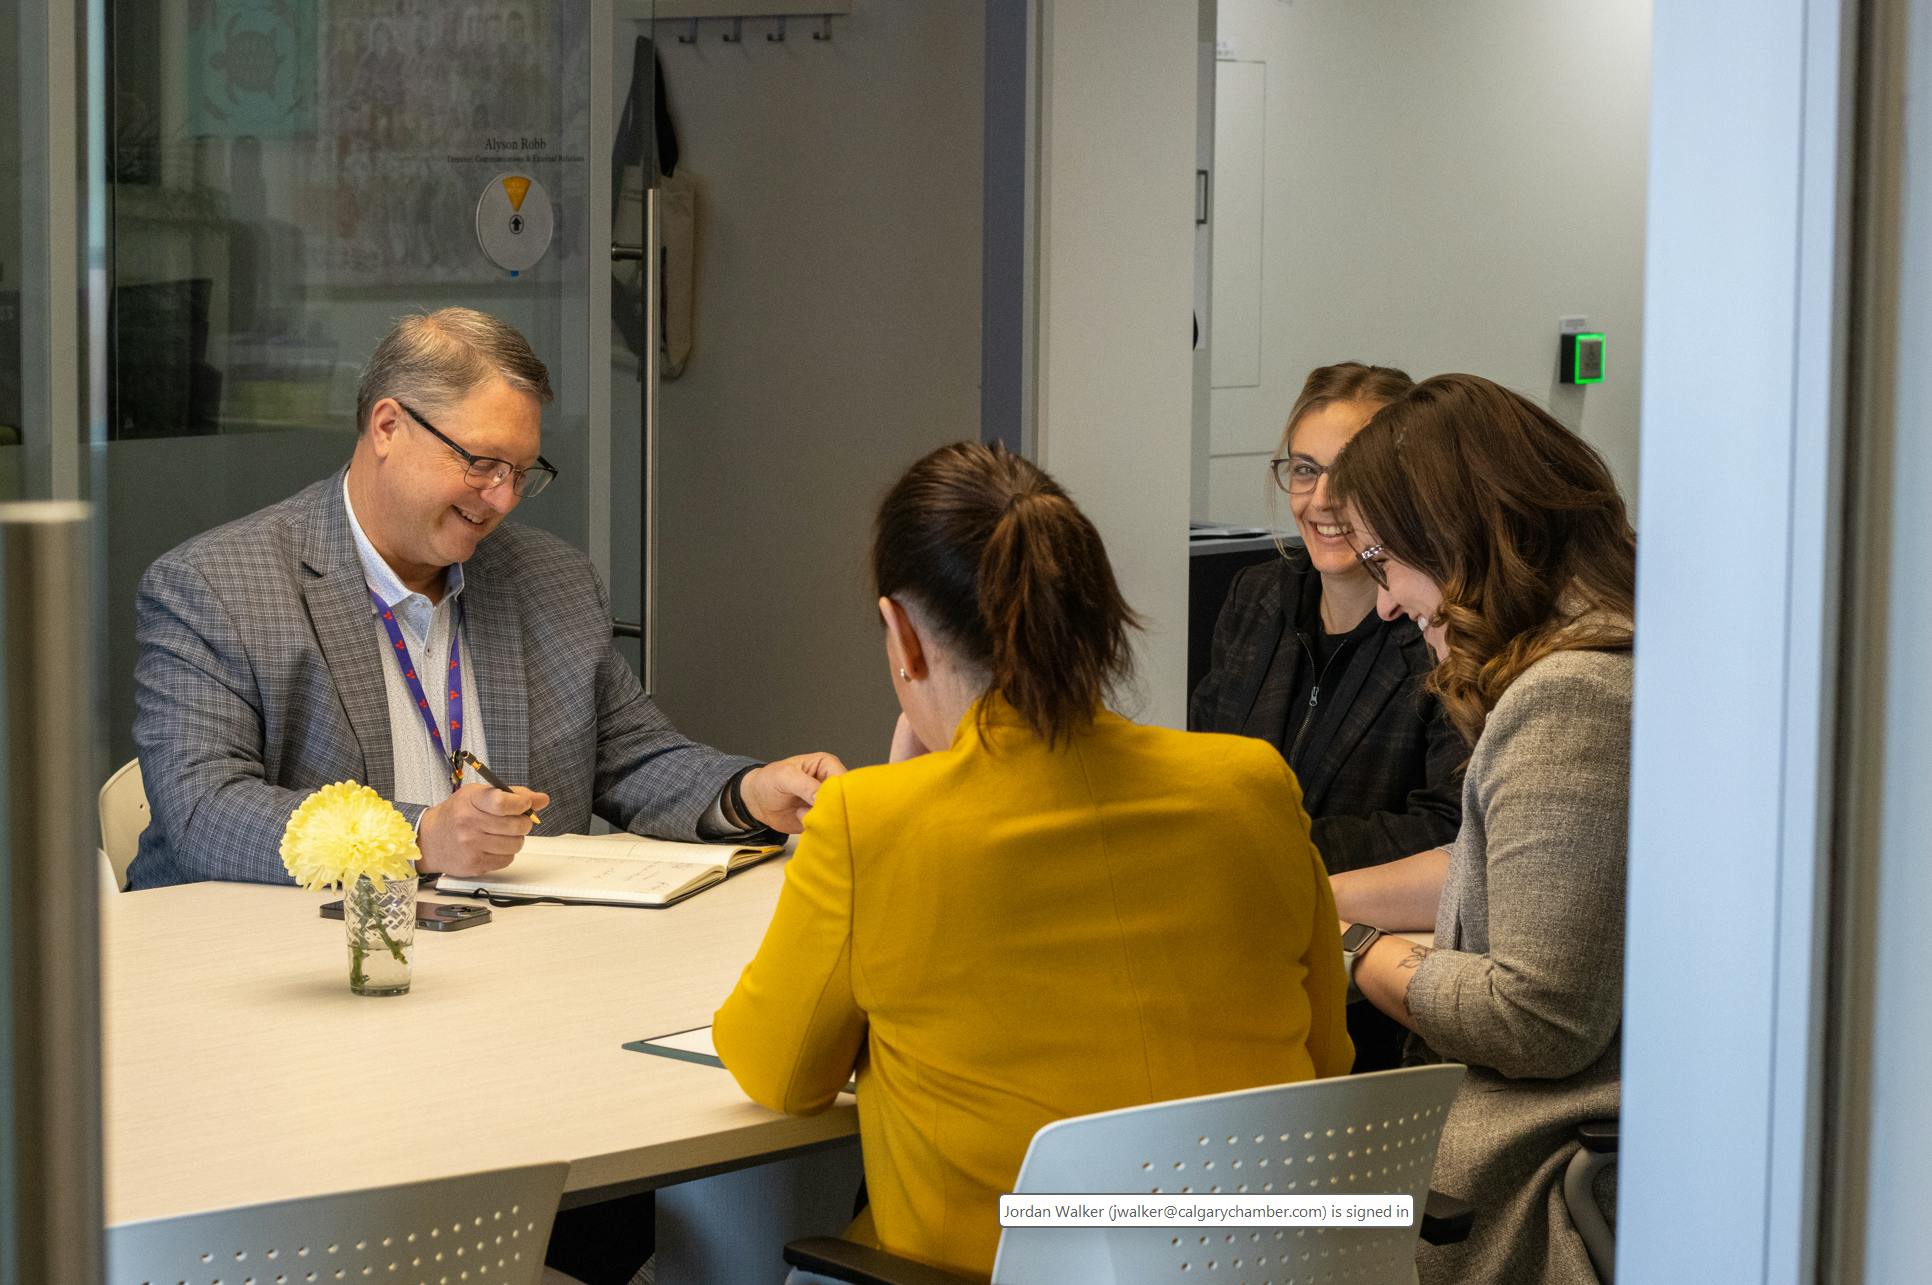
623;1026;857;1093
436;832;783;908
624;1025;727;1070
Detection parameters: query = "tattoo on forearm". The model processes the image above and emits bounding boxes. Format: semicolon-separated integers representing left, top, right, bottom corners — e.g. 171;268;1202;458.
1393;944;1432;1024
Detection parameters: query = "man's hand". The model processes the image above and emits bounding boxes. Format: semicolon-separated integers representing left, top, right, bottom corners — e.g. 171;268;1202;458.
739;752;847;833
416;782;552;877
888;713;930;764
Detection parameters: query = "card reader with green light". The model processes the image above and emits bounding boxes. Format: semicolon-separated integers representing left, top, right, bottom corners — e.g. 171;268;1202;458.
1560;331;1606;385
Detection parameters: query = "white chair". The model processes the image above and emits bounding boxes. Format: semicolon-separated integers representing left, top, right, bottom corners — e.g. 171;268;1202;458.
786;1064;1470;1285
98;758;149;891
107;1162;573;1285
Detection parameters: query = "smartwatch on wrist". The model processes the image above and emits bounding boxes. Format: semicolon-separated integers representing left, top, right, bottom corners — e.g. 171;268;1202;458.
717;766;749;830
1340;922;1383;983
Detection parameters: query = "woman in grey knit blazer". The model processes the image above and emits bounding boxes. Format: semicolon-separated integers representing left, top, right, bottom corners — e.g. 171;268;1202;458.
1326;373;1635;1285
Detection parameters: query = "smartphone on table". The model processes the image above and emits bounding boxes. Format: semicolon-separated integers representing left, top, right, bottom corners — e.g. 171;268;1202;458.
318;900;492;931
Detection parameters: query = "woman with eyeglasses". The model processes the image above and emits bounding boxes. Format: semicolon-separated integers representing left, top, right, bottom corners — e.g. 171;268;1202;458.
1191;363;1463;877
1192;363;1464;1074
714;441;1353;1282
1326;374;1635;1285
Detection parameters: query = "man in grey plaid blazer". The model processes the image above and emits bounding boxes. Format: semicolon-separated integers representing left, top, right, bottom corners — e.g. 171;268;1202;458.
127;309;841;889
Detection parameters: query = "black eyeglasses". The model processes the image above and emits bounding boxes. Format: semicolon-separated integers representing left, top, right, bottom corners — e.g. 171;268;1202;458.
1355;543;1391;589
396;401;559;498
1270;455;1328;496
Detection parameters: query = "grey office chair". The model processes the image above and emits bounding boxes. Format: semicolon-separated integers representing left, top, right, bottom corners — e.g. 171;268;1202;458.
107;1162;573;1285
786;1065;1474;1285
1566;1118;1619;1284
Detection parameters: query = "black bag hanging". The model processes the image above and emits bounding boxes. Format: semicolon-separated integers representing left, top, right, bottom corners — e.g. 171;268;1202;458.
612;36;679;361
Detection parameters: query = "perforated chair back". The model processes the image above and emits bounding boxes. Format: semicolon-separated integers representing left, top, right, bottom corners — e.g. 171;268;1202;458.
991;1064;1466;1285
106;1162;570;1285
98;758;149;890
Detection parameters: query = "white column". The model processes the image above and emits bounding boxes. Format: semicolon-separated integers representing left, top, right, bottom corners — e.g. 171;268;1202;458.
1622;0;1850;1279
1033;0;1199;727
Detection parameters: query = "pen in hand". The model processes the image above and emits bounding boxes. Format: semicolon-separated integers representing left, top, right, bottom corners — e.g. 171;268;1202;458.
453;750;544;826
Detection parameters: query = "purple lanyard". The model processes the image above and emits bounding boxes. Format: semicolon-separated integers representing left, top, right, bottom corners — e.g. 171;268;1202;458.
370;589;464;765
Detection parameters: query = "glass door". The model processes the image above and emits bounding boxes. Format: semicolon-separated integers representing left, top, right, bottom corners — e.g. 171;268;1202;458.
96;0;613;765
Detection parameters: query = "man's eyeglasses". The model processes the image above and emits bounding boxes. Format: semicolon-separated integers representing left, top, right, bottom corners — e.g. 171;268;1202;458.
1270;455;1328;496
396;401;559;498
1355;543;1391;589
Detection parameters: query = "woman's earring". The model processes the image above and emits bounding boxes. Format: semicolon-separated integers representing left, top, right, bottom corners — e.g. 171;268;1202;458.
898;667;910;681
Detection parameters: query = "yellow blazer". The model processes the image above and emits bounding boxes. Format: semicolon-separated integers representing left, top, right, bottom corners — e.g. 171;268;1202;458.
713;699;1352;1280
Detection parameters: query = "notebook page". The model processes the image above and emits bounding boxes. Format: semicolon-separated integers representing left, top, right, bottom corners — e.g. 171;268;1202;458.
441;847;720;904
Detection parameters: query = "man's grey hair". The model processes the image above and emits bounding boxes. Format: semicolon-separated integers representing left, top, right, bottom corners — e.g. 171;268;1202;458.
355;308;554;432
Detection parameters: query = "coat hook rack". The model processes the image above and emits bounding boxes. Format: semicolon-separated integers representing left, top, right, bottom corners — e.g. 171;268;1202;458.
649;10;843;44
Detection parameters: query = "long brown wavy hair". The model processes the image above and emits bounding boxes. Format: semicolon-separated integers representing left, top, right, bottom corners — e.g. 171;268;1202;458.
1327;374;1636;745
873;441;1142;746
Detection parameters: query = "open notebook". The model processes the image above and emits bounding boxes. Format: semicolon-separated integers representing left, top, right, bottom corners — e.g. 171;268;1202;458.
435;832;784;908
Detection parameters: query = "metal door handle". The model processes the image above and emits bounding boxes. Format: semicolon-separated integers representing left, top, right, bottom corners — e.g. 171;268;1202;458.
643;188;659;696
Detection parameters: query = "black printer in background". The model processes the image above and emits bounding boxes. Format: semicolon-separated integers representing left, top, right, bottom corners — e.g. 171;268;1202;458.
1187;521;1291;700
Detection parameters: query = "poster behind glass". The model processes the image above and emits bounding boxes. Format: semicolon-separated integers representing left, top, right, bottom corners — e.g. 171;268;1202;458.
108;0;589;440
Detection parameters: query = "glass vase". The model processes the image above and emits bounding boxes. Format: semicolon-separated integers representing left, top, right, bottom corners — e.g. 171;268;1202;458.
345;874;416;996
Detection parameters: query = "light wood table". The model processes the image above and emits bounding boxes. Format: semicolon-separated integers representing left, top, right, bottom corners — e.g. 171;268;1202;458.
103;864;860;1282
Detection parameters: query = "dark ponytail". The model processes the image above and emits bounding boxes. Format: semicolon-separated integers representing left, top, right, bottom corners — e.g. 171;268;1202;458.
873;442;1140;745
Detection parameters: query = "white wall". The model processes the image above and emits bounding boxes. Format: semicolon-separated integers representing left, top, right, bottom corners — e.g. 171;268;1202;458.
629;3;984;766
1035;0;1198;728
1205;0;1651;528
1622;0;1848;1279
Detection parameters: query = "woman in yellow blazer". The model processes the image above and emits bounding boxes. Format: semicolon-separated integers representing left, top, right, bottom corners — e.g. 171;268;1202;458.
714;441;1353;1282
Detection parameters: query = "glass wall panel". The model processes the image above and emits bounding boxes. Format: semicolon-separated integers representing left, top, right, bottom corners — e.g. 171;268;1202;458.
0;4;22;502
0;1;18;1264
99;0;597;764
7;9;106;1279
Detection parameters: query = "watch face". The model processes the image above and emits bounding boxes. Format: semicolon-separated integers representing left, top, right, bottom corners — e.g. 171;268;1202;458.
1341;922;1378;953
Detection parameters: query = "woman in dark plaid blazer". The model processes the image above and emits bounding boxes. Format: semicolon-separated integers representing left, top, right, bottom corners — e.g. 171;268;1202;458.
1190;364;1465;1072
1190;363;1464;874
